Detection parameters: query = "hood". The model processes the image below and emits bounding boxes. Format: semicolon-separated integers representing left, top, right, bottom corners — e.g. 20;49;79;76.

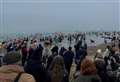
0;65;24;80
0;65;24;73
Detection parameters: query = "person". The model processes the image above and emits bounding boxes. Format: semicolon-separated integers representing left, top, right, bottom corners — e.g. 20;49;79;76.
74;36;88;71
75;46;87;71
104;39;107;44
109;47;120;71
74;40;82;53
94;49;102;61
21;44;28;66
63;46;74;75
25;44;47;82
68;34;72;46
94;52;109;82
0;51;35;82
48;55;69;82
27;42;38;62
46;52;57;70
59;47;66;57
42;41;51;66
51;45;59;55
118;40;120;50
6;43;14;52
74;58;101;82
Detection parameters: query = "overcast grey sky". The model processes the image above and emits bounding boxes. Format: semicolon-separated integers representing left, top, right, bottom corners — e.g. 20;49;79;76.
0;0;119;34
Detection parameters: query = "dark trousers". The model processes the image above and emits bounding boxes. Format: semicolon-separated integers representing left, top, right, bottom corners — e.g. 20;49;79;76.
22;55;27;66
65;63;72;76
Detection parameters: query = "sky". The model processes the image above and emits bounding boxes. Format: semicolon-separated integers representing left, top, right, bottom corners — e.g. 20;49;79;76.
0;0;119;34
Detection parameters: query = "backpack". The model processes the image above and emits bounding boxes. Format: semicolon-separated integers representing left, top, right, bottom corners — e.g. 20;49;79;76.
14;72;24;82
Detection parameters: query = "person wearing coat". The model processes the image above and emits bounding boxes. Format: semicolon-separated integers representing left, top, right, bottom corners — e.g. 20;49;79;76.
74;58;101;82
24;44;47;82
75;47;87;71
42;41;51;66
51;45;59;55
59;47;66;57
48;55;69;82
46;52;57;70
63;46;74;75
94;56;109;82
0;51;35;82
21;44;28;66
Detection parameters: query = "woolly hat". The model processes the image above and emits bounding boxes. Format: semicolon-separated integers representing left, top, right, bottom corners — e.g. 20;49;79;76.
3;51;21;64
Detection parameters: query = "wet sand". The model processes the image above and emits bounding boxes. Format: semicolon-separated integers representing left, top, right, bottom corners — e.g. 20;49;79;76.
87;43;107;59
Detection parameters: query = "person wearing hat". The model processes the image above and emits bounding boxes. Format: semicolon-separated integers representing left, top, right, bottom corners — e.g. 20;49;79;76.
94;49;104;61
0;51;36;82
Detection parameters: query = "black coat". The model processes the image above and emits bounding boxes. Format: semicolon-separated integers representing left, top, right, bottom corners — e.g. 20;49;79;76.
95;60;109;82
24;60;48;82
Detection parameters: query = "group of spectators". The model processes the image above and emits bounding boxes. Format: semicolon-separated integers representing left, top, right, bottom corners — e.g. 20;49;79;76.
0;32;120;82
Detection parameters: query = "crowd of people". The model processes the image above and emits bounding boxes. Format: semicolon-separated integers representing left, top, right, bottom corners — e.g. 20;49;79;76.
0;31;120;82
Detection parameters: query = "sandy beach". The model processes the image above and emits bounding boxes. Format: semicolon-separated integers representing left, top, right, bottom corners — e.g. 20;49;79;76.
69;42;107;81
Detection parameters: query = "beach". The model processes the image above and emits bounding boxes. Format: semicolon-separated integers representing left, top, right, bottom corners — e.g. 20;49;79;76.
69;42;108;81
0;32;117;81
